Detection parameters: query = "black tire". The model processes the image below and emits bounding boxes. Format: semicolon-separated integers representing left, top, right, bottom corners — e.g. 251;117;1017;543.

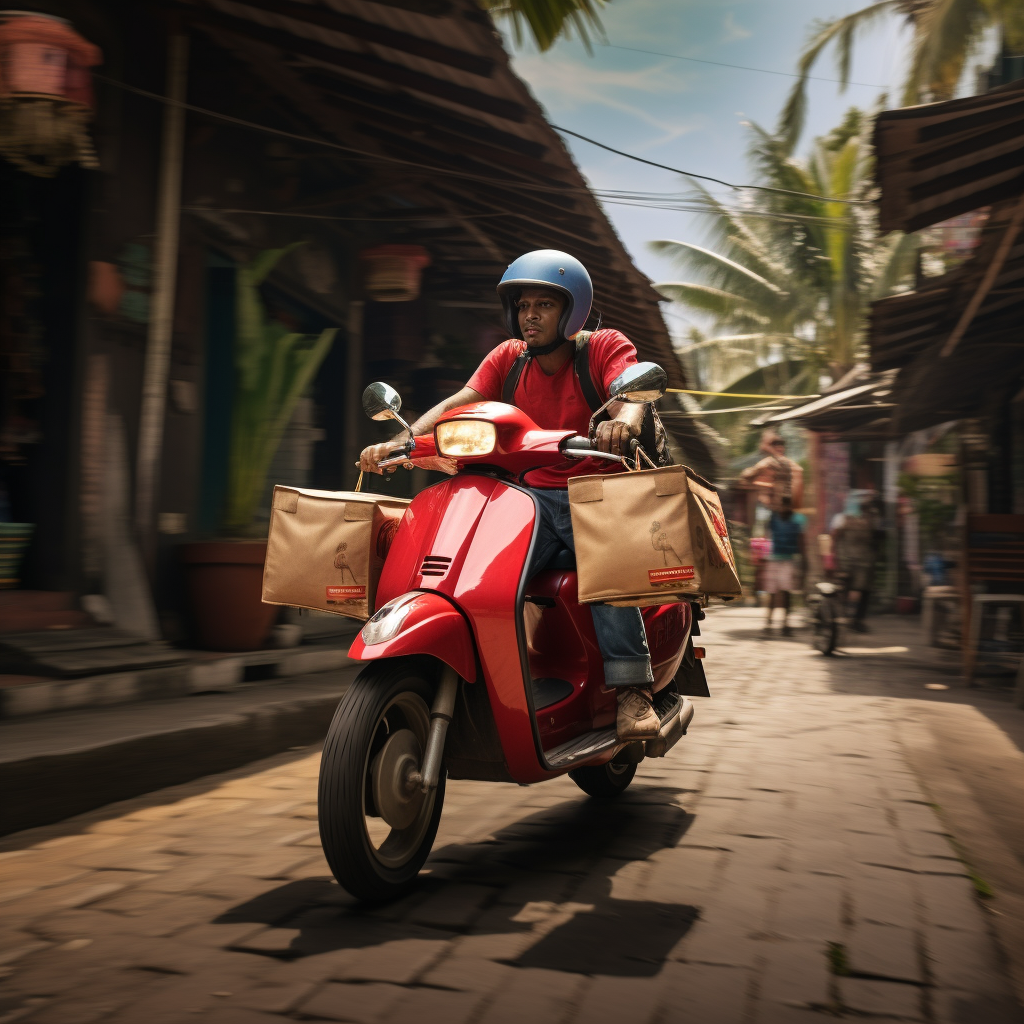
812;596;838;657
318;661;446;903
568;760;637;797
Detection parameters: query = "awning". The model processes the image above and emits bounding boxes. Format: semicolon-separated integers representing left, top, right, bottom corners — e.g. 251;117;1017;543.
869;198;1024;432
751;372;898;437
874;77;1024;233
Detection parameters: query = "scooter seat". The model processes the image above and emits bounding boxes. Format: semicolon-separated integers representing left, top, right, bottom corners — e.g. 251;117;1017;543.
546;547;576;570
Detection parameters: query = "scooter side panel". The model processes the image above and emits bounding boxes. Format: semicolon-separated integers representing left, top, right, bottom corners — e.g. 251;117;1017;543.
451;483;553;783
375;476;496;609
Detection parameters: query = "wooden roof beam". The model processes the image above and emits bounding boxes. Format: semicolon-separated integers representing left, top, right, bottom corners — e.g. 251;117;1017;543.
177;5;527;121
195;0;494;76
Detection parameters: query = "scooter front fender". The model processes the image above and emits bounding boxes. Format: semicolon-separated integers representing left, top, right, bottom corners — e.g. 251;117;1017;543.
347;591;477;683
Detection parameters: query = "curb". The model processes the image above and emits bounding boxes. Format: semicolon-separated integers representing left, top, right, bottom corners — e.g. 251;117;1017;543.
0;647;355;719
0;683;352;838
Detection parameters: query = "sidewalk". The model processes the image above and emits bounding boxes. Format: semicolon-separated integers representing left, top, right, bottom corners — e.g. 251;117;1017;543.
2;604;1021;1023
0;667;358;837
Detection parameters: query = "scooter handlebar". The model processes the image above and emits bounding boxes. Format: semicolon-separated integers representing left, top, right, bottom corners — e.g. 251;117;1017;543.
561;436;628;464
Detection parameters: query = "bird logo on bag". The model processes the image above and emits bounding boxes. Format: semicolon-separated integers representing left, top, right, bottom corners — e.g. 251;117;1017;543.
326;542;366;604
647;521;694;587
333;542;360;583
650;521;683;566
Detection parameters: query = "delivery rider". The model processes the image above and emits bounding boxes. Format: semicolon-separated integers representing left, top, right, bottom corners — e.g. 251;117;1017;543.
359;250;661;740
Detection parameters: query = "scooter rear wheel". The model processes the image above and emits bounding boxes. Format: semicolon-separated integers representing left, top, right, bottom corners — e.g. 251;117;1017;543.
318;661;446;903
568;759;637;798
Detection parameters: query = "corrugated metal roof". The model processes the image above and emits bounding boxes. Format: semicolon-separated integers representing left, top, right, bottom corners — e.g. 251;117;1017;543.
874;77;1024;234
869;198;1024;432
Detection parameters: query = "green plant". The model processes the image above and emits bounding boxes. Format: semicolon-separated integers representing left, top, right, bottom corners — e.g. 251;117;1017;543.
779;0;1024;151
654;109;918;398
898;471;958;551
826;941;851;976
223;245;337;535
482;0;612;52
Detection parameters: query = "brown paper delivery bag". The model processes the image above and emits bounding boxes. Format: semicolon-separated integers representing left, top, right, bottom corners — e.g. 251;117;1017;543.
262;487;409;621
568;465;741;605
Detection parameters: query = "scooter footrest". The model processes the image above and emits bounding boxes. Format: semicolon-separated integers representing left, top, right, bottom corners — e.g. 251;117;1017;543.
546;727;618;769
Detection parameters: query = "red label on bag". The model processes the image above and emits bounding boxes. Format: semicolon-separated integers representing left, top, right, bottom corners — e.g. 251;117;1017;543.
326;585;366;602
648;565;695;585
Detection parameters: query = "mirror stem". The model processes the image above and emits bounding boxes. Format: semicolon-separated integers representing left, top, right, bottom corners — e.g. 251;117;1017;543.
586;396;617;440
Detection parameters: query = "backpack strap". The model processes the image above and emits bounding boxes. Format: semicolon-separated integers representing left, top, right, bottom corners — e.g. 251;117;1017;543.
573;331;608;421
501;348;530;404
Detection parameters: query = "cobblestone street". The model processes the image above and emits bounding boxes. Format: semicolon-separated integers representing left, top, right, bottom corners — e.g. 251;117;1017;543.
1;606;1020;1024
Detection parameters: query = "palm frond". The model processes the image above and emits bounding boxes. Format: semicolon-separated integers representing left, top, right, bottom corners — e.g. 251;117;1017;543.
482;0;610;52
776;2;900;152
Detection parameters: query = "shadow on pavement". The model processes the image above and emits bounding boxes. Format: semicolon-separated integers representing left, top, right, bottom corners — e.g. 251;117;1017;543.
215;786;698;977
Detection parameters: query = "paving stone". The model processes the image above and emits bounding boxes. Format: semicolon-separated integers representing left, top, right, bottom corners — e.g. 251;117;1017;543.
297;981;405;1022
669;895;767;968
380;987;482;1024
571;974;662;1024
932;986;1023;1024
475;966;584;1024
839;978;924;1018
847;922;923;983
771;874;844;942
336;937;450;984
924;923;1011;994
656;962;749;1024
409;883;495;931
754;939;833;1011
916;873;987;932
420;954;516;992
850;867;918;929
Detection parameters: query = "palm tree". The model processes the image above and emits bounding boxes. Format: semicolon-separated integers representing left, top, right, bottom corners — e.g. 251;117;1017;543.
778;0;1024;151
653;110;918;396
482;0;612;52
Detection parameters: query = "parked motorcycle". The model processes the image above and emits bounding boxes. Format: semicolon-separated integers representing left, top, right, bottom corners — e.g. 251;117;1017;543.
318;363;710;901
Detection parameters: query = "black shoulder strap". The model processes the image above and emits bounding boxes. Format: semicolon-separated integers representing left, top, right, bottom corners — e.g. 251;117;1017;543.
573;331;607;417
501;348;530;404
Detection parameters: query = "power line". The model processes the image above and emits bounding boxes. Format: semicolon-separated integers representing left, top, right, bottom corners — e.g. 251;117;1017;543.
602;43;886;90
97;74;867;213
552;125;871;205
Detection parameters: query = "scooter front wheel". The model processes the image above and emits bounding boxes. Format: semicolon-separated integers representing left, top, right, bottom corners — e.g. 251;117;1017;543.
569;759;637;798
318;661;445;903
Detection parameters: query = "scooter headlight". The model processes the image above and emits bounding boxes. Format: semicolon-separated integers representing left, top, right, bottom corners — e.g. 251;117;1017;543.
435;420;496;457
361;594;420;646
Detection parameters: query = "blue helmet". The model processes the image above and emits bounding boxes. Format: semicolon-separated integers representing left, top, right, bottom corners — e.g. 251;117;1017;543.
496;250;593;341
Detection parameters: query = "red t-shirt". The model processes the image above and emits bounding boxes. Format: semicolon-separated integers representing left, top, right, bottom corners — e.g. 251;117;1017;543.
466;329;637;488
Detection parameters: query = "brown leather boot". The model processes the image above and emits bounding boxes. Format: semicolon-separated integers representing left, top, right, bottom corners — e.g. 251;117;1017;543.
616;686;660;741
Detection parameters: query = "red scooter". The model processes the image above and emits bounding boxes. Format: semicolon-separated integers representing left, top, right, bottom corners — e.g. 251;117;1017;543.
318;363;709;901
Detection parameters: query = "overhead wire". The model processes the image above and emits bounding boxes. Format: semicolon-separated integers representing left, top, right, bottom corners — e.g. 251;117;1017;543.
551;126;871;205
96;74;866;212
601;43;886;90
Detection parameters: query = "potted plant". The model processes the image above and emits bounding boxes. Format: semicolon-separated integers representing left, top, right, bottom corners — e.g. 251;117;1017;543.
183;245;337;650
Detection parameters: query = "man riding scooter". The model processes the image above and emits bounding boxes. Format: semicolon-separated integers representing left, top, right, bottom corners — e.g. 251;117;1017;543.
360;250;661;742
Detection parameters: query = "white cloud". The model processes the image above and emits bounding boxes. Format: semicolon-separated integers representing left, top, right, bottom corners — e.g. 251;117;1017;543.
512;53;696;143
722;12;752;44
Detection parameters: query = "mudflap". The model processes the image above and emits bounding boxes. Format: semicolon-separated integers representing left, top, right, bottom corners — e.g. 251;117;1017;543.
674;638;710;698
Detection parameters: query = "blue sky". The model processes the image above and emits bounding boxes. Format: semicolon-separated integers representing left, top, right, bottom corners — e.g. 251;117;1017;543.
498;0;915;338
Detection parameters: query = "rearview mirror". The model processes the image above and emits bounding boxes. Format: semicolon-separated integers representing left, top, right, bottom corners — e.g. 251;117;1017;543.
609;362;667;403
362;382;413;433
363;382;402;421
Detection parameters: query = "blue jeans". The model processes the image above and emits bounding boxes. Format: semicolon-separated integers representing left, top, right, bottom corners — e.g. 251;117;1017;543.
526;488;653;688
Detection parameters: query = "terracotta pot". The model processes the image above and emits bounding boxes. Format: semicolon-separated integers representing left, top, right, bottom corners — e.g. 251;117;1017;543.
181;540;278;651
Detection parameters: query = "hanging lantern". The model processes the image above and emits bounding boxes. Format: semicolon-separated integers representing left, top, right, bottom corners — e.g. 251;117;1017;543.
360;245;430;302
0;13;101;177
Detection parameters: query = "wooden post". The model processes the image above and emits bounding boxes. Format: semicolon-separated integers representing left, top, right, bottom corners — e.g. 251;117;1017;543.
135;31;188;558
344;301;365;491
